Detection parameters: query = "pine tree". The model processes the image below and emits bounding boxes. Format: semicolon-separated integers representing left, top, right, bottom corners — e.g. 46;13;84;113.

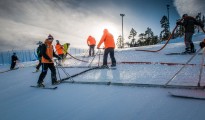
144;27;153;45
195;12;202;33
128;28;137;47
136;28;158;46
174;19;184;38
160;15;170;40
116;35;124;48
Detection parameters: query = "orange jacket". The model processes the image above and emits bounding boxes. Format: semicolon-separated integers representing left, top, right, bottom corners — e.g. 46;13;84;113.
55;43;64;55
87;36;96;46
41;39;54;63
97;29;115;49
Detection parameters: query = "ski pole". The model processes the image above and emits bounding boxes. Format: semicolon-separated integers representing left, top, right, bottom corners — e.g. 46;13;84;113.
98;49;101;67
164;48;202;86
88;49;100;67
54;60;62;81
197;48;205;87
58;66;74;81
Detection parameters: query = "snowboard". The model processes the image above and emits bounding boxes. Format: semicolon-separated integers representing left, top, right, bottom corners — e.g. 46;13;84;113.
169;89;205;100
30;85;57;90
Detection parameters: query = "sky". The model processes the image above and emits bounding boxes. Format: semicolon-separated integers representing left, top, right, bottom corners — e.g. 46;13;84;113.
0;0;204;51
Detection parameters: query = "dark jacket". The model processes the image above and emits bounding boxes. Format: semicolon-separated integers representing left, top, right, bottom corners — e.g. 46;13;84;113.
11;55;18;62
178;16;202;33
37;45;42;59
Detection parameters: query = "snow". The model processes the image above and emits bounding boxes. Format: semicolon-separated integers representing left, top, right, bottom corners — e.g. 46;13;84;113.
0;33;205;120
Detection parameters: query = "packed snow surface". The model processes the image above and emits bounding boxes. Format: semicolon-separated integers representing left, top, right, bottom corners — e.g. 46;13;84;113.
0;34;205;120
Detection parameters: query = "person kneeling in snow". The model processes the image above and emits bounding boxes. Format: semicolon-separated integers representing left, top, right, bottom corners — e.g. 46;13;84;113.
37;34;61;87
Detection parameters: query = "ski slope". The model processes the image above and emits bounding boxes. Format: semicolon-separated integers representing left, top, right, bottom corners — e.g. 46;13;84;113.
0;34;205;120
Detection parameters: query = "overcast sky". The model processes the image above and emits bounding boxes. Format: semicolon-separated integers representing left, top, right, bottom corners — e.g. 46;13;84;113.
0;0;204;51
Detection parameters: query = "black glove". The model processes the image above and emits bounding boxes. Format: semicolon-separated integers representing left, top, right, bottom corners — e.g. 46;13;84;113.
201;24;204;28
176;21;181;25
58;56;62;60
48;59;52;62
200;42;205;49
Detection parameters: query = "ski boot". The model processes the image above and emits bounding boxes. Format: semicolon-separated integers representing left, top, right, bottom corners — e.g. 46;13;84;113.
37;83;45;87
52;80;60;85
182;47;191;54
100;65;109;69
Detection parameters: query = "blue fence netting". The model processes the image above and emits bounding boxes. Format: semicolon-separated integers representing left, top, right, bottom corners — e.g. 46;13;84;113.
0;48;88;65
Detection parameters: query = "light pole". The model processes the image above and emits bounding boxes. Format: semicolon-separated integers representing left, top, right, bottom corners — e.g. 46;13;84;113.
166;4;170;32
120;14;125;48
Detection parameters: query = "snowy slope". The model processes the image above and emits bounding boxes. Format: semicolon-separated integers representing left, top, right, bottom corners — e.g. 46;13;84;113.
0;34;205;120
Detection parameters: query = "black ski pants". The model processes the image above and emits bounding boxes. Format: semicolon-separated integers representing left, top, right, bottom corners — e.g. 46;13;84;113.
38;63;57;84
36;59;42;70
103;48;116;66
89;45;95;56
10;61;16;70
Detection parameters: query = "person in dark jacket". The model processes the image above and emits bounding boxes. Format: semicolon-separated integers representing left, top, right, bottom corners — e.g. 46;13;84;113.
200;39;205;49
177;14;204;53
35;41;43;72
10;53;19;70
37;34;61;87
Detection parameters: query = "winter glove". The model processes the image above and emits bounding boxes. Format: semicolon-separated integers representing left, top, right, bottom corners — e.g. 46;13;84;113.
200;42;205;49
176;21;181;25
201;24;204;28
58;56;62;60
48;59;52;62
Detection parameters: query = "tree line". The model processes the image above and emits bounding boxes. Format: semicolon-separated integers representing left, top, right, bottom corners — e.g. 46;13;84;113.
116;12;205;48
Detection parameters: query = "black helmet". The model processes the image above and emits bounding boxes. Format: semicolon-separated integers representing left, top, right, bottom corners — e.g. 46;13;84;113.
182;14;188;18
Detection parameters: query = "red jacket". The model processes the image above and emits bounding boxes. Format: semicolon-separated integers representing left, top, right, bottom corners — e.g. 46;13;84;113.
97;29;115;49
87;36;96;46
55;43;64;55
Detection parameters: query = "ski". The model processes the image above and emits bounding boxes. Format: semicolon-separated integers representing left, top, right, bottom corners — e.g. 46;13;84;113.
0;67;19;73
32;71;39;73
169;89;205;100
30;85;57;90
98;67;116;70
166;52;202;55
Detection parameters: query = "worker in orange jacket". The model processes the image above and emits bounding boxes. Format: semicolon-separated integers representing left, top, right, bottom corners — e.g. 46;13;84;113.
87;35;96;56
55;40;64;59
97;29;116;68
37;34;61;87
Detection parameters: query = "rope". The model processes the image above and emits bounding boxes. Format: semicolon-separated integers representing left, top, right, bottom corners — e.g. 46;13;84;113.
135;19;184;52
164;48;202;86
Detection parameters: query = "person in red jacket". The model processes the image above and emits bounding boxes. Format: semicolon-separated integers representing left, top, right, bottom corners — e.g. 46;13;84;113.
55;40;64;59
177;14;204;53
37;34;61;87
87;35;96;56
97;29;116;68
